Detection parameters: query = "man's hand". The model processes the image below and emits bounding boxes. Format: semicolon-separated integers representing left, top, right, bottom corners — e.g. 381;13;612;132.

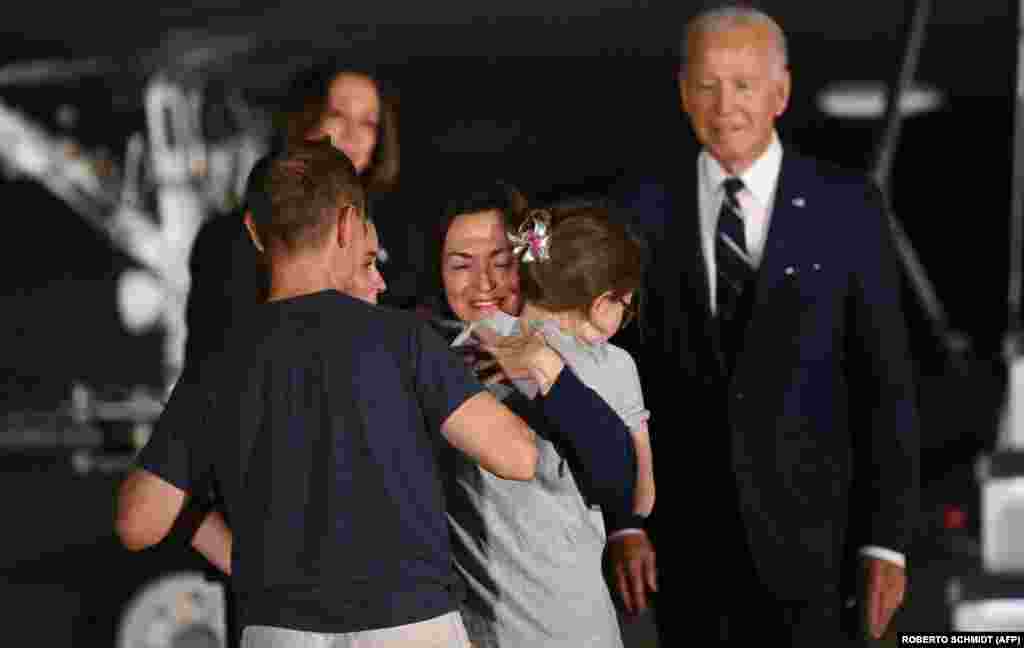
863;557;905;639
606;531;657;616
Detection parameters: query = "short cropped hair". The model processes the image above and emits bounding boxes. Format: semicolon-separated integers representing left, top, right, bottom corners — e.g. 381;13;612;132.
245;139;366;255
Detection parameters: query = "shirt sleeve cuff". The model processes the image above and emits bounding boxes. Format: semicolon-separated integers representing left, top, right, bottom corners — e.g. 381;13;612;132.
607;528;647;542
603;512;648;536
859;545;906;568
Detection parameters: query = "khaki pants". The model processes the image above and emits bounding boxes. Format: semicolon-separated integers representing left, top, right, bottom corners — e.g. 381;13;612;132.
241;612;471;648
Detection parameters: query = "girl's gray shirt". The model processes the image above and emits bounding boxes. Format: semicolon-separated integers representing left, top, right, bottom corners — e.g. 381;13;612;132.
446;313;648;647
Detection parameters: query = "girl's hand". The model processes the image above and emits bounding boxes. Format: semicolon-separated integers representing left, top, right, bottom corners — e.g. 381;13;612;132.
474;324;565;395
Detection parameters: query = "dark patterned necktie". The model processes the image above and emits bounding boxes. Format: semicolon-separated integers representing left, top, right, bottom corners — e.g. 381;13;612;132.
715;177;755;366
715;177;754;314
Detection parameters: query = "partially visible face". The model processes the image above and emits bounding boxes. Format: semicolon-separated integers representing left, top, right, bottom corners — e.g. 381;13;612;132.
344;222;387;304
680;21;790;175
442;210;521;323
579;291;634;344
310;73;380;174
330;205;368;289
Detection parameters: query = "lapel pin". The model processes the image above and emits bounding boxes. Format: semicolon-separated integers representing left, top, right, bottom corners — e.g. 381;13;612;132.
792;197;806;208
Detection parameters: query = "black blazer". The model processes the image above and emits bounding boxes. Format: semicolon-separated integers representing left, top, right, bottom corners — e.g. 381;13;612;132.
614;143;920;600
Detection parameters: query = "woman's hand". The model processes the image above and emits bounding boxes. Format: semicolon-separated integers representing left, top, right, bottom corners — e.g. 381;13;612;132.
473;323;565;395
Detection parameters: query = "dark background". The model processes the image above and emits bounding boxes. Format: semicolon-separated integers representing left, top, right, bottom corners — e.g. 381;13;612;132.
1;0;1017;394
0;1;1017;644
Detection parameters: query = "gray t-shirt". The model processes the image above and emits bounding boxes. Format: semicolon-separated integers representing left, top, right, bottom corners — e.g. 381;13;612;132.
447;313;648;647
536;322;650;432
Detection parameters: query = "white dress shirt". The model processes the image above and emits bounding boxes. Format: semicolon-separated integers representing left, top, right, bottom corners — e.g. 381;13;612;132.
698;133;781;313
694;132;906;569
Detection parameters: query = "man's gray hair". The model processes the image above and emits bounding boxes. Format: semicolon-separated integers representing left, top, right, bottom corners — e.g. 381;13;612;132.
679;4;788;78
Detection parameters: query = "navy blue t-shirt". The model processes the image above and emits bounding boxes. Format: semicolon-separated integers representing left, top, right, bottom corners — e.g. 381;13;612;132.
138;289;483;633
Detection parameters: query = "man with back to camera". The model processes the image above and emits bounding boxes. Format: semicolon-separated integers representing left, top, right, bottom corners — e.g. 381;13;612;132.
115;140;542;647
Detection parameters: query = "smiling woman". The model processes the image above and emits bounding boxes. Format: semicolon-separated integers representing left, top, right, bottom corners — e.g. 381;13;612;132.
284;63;399;193
441;209;521;322
424;180;525;322
424;179;656;648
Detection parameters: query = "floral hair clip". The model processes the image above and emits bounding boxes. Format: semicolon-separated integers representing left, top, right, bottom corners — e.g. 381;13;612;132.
509;209;552;263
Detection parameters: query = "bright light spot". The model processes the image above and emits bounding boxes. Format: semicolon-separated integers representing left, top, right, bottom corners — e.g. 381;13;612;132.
817;82;945;118
117;269;165;333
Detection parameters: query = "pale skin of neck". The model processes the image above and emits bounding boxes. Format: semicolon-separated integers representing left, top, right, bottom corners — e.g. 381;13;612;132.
244;208;358;302
264;246;339;302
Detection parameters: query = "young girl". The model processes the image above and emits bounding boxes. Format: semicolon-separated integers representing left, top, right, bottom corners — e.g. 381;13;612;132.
461;199;655;519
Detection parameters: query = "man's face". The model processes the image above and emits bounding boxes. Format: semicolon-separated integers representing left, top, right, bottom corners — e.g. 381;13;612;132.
680;21;790;175
344;222;387;304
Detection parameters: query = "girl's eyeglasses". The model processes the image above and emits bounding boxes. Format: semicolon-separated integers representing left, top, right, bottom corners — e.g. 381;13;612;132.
612;295;637;329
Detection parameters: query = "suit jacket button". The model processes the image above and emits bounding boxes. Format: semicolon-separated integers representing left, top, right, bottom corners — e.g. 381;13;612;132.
736;392;745;400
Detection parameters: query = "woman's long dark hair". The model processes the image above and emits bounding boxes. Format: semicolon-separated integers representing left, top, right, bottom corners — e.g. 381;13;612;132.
280;60;400;193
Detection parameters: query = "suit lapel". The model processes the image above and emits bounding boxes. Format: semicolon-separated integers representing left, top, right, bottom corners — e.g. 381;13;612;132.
667;169;712;319
735;152;811;372
649;147;813;381
754;152;804;299
660;161;726;374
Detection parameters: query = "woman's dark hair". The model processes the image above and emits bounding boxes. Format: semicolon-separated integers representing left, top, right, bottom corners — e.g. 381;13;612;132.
437;180;528;242
514;198;645;317
281;60;400;193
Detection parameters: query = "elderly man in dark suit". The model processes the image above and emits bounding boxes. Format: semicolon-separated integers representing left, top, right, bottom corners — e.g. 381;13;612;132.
610;4;920;645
